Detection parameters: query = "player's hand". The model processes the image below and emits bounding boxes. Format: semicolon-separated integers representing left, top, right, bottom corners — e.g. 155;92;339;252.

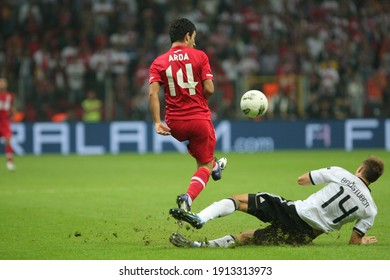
155;122;171;136
361;236;377;244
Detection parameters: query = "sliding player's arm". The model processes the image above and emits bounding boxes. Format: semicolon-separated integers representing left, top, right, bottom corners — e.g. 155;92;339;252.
297;172;312;186
349;230;377;245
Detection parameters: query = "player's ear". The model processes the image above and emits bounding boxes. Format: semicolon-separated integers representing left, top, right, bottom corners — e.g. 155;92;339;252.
184;32;191;42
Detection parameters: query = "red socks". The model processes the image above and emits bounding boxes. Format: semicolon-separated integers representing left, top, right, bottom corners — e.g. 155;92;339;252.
5;144;13;162
186;168;210;201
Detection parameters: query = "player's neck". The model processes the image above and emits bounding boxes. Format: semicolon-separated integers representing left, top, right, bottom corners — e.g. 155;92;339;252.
358;176;369;187
172;42;188;48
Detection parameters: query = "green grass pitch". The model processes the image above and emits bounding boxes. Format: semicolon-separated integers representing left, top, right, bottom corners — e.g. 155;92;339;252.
0;150;389;260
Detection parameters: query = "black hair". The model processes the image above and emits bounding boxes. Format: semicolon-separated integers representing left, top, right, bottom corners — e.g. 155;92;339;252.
169;18;196;43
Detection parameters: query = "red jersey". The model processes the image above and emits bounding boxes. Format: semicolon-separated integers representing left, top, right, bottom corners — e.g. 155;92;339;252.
149;45;213;121
0;91;14;121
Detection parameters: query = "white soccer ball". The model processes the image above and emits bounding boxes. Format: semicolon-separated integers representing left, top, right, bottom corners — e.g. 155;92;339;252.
240;90;268;118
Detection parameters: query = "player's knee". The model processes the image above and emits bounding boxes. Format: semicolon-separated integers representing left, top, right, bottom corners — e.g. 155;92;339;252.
230;194;249;211
236;230;256;245
227;197;239;210
229;196;248;211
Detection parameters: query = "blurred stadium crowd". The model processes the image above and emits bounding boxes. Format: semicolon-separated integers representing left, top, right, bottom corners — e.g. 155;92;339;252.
1;0;390;122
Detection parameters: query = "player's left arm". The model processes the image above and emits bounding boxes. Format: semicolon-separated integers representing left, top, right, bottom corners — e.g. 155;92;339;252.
349;230;377;245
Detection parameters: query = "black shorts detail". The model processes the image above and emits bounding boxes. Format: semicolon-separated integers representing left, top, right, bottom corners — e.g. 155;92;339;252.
247;192;316;245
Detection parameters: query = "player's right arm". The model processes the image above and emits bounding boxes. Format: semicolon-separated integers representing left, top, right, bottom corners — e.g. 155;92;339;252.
297;167;337;186
203;79;214;100
148;82;171;136
297;172;312;185
200;51;214;100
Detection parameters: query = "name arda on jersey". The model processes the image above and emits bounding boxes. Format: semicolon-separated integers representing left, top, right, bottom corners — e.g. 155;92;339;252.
341;177;370;208
169;53;189;62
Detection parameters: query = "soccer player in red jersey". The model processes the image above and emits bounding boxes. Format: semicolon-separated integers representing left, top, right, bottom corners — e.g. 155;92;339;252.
0;77;16;171
149;18;227;211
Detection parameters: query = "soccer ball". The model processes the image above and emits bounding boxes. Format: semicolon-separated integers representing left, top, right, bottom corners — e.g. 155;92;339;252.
240;90;268;118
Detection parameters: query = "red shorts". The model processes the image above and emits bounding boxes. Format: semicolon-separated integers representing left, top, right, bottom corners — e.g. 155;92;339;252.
0;120;12;139
166;119;216;163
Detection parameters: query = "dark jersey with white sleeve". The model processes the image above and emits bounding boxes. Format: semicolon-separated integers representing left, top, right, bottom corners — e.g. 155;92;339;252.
295;166;377;236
